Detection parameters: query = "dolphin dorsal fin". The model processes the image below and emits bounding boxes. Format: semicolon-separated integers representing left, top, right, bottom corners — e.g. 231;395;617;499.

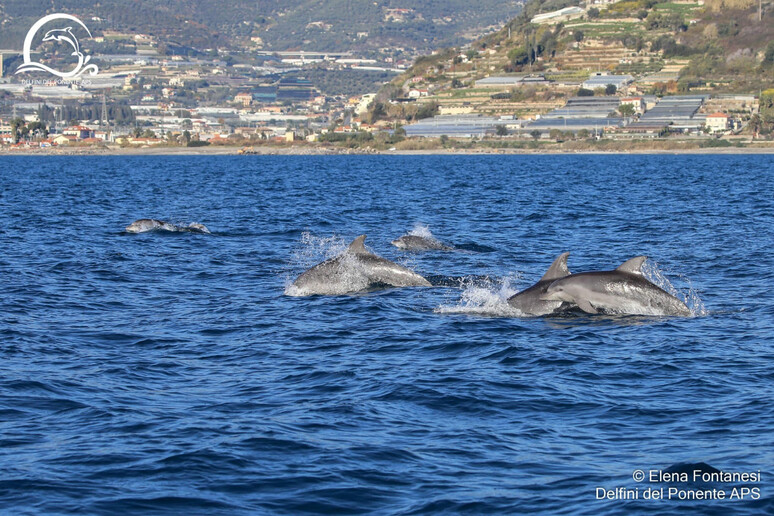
540;252;571;282
616;256;648;275
347;235;369;254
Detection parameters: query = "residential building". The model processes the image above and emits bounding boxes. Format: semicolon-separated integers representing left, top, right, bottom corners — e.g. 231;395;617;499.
408;89;430;98
620;97;645;113
62;125;94;139
53;135;77;145
705;112;730;133
235;92;253;107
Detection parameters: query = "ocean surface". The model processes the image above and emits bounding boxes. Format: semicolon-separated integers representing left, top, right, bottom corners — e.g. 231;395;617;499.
1;154;772;515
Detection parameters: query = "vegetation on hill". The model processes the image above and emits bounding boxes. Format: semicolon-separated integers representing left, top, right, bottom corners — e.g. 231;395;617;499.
0;0;521;52
369;0;773;125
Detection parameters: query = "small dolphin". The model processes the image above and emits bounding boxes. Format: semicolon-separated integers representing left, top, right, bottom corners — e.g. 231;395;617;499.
289;235;432;296
125;219;210;234
391;234;453;251
541;256;692;317
185;223;211;234
507;252;574;316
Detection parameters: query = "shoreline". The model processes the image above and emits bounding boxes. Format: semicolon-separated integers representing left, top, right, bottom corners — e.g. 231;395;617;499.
1;145;774;156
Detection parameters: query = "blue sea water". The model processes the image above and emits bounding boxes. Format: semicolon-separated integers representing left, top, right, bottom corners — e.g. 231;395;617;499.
1;154;772;515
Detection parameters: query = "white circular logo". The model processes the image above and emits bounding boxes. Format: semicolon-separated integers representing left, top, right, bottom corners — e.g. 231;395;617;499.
15;13;99;78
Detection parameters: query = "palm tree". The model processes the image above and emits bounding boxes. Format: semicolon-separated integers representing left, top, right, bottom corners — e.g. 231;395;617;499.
749;114;762;138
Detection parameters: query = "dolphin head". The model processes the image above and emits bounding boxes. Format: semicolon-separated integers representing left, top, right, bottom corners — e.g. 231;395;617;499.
540;281;575;303
187;223;211;234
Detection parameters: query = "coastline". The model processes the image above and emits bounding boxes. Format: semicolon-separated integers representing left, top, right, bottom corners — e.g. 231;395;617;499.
2;145;774;156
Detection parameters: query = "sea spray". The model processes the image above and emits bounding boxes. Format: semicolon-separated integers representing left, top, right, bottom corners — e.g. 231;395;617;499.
642;260;707;316
408;223;435;239
283;232;352;295
435;274;524;317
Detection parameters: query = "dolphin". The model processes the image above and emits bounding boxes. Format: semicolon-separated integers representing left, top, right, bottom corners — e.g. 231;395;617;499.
507;252;575;316
391;234;453;251
289;234;432;296
125;219;211;234
541;256;692;317
185;223;211;234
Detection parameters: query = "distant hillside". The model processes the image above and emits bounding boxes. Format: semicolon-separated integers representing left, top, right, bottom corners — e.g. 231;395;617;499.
467;0;774;91
365;0;774;129
0;0;523;53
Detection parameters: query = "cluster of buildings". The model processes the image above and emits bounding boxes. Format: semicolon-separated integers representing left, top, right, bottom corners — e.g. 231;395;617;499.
0;23;417;150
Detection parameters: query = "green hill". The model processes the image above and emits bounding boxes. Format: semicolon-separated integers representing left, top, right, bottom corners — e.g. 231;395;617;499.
0;0;522;53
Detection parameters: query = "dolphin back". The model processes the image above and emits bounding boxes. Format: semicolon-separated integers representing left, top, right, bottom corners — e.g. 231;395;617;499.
391;235;452;251
289;234;431;295
508;252;573;316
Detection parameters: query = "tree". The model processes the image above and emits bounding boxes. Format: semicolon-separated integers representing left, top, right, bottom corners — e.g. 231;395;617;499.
577;88;594;97
605;84;617;95
578;129;590;139
508;46;530;66
618;104;636;117
764;42;774;64
440;134;449;146
587;7;600;19
749;114;762;137
549;128;563;141
27;121;48;139
415;101;439;120
574;30;585;43
495;125;508;136
530;129;542;140
9;118;25;143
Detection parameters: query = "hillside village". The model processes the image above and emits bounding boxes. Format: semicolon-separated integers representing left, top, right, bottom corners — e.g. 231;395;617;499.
1;0;773;152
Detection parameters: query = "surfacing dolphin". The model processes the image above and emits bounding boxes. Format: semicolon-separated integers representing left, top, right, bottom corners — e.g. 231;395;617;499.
507;252;575;316
125;219;211;234
391;234;453;251
289;235;432;296
541;256;692;317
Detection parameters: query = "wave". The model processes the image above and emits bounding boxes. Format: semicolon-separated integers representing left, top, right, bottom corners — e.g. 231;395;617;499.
434;274;525;317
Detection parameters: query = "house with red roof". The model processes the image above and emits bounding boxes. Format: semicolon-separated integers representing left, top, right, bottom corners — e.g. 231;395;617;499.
62;125;94;139
705;112;730;133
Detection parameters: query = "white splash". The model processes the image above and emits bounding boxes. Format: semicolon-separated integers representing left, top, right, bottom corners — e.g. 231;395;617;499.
642;260;707;317
283;232;353;295
435;274;525;317
408;223;434;239
283;253;372;296
292;231;349;264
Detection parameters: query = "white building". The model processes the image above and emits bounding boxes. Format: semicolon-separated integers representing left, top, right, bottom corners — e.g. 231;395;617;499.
705;112;730;133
